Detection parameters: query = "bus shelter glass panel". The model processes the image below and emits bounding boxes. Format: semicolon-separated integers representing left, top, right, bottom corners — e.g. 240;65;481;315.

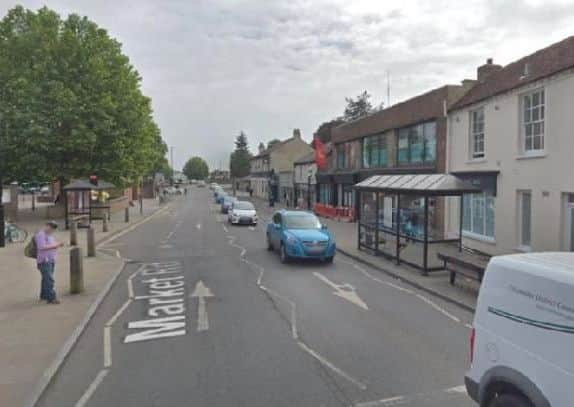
359;191;377;250
376;192;398;258
397;194;426;269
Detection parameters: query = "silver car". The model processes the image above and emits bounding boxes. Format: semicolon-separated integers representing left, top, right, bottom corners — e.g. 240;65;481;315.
228;201;258;225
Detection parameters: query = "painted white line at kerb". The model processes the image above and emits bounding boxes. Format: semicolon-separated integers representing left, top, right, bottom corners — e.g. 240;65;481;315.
75;369;109;407
98;205;171;247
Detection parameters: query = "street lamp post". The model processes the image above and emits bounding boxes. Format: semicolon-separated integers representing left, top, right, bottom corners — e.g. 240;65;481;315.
307;168;312;210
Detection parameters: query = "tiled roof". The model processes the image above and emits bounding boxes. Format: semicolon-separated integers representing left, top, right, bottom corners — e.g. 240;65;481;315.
451;36;574;110
251;137;294;160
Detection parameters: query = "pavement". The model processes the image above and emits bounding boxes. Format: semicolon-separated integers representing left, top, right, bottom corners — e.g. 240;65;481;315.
0;198;168;407
249;196;478;312
36;187;476;407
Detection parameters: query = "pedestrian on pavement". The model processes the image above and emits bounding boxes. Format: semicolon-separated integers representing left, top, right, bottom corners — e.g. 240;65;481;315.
35;221;64;304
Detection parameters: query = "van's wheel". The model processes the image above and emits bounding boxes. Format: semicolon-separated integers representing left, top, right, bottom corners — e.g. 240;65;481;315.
267;234;273;251
324;256;334;264
280;244;290;264
489;393;533;407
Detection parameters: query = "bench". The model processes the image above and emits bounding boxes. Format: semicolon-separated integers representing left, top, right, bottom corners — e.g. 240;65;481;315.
437;251;489;285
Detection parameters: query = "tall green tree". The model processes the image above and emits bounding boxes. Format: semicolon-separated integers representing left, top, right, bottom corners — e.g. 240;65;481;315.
0;6;166;187
343;91;374;122
182;156;209;180
314;118;345;143
229;132;252;178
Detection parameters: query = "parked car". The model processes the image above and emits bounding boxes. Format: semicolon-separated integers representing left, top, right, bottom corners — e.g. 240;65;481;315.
466;252;573;407
266;210;335;264
197;180;206;187
210;183;218;190
221;195;237;214
215;190;227;204
228;201;257;225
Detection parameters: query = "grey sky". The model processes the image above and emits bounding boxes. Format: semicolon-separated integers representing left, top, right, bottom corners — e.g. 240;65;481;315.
2;0;574;170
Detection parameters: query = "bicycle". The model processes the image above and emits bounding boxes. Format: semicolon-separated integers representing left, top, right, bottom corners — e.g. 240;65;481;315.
4;221;28;243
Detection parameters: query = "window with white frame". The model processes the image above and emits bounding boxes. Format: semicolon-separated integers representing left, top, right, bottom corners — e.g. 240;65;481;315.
522;89;545;152
462;192;495;239
470;108;485;159
518;191;532;248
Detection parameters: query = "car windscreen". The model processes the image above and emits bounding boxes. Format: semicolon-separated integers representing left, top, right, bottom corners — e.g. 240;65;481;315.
234;202;254;210
283;214;321;229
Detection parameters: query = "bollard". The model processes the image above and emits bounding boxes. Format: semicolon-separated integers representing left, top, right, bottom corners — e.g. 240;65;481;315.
124;207;130;223
70;247;84;294
102;216;109;233
87;227;96;257
70;220;78;246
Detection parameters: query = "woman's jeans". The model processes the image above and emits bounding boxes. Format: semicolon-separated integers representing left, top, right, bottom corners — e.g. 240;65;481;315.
38;262;56;302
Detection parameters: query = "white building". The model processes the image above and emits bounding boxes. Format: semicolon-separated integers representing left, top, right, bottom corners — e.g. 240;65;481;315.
249;130;314;201
447;37;574;255
293;151;317;209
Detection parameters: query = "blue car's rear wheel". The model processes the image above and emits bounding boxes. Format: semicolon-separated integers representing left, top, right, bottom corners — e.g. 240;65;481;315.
280;243;290;264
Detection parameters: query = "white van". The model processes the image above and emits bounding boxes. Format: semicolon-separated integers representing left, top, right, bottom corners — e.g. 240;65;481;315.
466;252;574;407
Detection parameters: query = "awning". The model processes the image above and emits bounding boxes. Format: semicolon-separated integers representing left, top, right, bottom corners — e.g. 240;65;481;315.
353;174;481;195
449;171;499;196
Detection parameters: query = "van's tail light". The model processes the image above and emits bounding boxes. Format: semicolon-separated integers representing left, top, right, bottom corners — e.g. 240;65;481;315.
469;327;476;366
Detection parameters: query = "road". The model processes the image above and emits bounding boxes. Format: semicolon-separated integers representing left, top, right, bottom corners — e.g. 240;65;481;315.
37;187;476;407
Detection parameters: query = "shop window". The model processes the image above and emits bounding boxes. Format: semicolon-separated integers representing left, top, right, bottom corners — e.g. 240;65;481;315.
463;192;495;239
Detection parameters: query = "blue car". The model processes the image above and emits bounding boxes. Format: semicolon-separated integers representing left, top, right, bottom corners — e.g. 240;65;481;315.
221;195;237;214
266;210;336;264
215;190;227;204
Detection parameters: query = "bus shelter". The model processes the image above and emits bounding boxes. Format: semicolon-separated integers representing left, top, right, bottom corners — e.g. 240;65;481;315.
354;174;480;275
63;179;115;229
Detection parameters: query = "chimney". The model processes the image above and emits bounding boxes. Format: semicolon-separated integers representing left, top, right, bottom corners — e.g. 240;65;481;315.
258;143;265;154
477;58;502;82
293;128;301;139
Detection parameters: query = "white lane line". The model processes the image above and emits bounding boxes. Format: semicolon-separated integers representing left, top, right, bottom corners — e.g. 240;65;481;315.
297;341;367;391
103;327;112;368
75;369;109;407
445;385;466;394
106;299;133;327
415;293;461;323
222;224;228;233
126;267;141;299
196;223;201;230
354;384;467;407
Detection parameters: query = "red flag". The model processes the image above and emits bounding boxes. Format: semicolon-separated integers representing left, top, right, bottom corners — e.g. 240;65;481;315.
314;136;327;170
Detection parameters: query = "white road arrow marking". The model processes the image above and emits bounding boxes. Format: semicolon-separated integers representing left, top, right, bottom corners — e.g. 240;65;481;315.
190;280;214;332
313;272;368;310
